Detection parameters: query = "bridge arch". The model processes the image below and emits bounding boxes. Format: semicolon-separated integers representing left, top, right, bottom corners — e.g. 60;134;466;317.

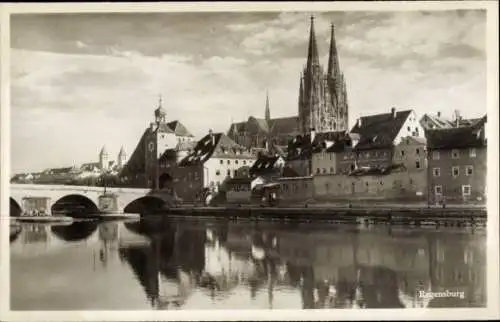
10;198;22;217
51;194;99;218
123;195;170;215
51;221;99;242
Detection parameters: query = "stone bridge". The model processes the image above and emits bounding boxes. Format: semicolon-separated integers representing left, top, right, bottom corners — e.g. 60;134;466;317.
10;184;176;217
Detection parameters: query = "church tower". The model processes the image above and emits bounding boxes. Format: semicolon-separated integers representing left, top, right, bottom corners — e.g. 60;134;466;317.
99;145;109;170
117;146;127;168
298;17;349;134
265;90;271;124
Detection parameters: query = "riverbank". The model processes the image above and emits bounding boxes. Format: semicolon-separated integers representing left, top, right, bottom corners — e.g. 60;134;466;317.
160;203;486;226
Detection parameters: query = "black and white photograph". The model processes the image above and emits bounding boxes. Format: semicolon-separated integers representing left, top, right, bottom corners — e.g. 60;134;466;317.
1;1;499;321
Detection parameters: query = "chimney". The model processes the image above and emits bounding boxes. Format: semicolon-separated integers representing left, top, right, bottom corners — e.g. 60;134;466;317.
310;128;316;143
437;111;441;117
208;129;215;146
391;107;396;119
357;118;362;128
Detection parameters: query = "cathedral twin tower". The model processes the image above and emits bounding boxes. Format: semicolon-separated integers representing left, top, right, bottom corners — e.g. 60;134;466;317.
298;16;349;134
228;17;349;149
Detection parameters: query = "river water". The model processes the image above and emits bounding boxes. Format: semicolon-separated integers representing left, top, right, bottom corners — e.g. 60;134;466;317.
10;216;486;310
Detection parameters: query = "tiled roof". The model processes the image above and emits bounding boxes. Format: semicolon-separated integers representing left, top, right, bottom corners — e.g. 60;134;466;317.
286;130;349;160
426;122;487;150
350;110;412;150
249;117;270;133
178;132;253;167
228;116;300;138
166;120;194;137
269;116;300;136
249;155;283;176
156;123;175;134
420;113;484;130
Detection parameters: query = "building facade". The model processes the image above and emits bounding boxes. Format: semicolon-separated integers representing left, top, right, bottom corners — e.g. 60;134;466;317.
174;131;255;203
120;97;195;188
426;116;487;205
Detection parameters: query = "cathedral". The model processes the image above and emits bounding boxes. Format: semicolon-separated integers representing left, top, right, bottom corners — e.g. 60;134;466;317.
228;17;350;151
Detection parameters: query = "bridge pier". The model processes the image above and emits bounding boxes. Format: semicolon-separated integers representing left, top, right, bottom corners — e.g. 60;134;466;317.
21;197;52;216
98;193;124;214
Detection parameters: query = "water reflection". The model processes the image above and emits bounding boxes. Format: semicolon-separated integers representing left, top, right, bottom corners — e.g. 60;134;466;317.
10;217;486;310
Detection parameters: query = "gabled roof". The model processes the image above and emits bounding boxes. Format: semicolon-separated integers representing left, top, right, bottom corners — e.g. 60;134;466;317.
156;123;175;134
248;117;270;133
178;132;253;167
286;130;349;160
249;155;283;176
166;120;194;137
426;118;487;150
420;113;485;130
350;110;412;150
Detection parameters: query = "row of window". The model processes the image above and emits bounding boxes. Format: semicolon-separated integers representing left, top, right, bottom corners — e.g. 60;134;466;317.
219;159;253;165
215;169;239;177
432;148;476;160
432;165;474;177
434;185;471;196
282;182;309;193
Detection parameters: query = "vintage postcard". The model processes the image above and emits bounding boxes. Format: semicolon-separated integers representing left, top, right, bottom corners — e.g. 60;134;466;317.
1;1;499;321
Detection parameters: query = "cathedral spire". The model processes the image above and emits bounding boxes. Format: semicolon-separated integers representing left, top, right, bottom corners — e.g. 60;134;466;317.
327;23;340;78
265;90;270;123
306;16;320;73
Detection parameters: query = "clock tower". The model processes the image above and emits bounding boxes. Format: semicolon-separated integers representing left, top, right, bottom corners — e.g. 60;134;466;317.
144;95;177;189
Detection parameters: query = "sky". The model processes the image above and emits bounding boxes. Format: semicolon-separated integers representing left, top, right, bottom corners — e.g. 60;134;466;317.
10;10;487;174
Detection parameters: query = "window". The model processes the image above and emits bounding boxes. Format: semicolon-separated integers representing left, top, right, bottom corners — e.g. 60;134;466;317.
235;160;239;165
243;160;246;165
432;151;440;160
465;165;473;176
470;148;476;158
227;160;231;164
330;167;334;173
329;154;332;160
220;160;223;164
416;148;420;155
452;166;460;178
233;170;237;177
316;168;320;174
462;185;471;196
451;149;460;159
435;185;443;195
322;168;327;174
350;164;355;171
401;150;405;157
416;161;421;169
216;170;220;176
227;169;231;176
433;168;441;177
407;126;411;132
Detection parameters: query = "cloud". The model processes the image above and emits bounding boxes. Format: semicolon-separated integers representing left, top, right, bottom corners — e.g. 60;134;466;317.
10;11;487;173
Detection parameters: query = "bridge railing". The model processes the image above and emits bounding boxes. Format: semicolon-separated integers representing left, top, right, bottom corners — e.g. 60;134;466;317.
10;183;151;194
